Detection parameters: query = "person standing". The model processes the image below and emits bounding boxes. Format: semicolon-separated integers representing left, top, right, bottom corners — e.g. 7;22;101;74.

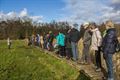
65;29;72;59
80;22;92;64
69;24;80;61
36;34;40;47
102;20;118;80
48;31;54;51
90;23;102;71
40;35;44;49
56;32;65;57
7;37;12;49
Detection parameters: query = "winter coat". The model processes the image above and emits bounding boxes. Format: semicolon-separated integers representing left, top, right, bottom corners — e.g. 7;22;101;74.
69;28;80;43
65;33;71;48
83;29;92;46
102;28;117;54
48;33;54;43
91;28;102;50
56;33;65;46
40;36;44;44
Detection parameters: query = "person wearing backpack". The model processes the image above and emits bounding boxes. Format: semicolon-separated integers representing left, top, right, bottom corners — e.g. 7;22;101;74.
102;20;117;80
90;23;102;72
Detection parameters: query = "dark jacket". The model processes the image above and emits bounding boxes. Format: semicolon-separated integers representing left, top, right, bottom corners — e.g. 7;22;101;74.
102;28;117;54
48;33;54;43
69;28;80;43
65;33;71;48
83;29;92;46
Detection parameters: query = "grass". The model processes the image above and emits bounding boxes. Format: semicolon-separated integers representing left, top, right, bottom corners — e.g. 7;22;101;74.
0;40;83;80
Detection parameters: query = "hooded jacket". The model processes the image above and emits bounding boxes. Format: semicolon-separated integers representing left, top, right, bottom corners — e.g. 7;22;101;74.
102;28;117;54
56;33;65;46
83;29;92;46
91;28;102;50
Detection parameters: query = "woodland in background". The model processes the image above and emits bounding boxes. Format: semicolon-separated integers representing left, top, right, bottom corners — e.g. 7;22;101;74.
0;19;120;40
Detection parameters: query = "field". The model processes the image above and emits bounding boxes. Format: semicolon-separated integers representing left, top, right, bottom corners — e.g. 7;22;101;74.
0;40;89;80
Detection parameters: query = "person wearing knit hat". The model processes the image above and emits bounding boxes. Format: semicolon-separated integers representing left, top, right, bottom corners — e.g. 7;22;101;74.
69;23;80;61
80;22;92;64
83;22;89;29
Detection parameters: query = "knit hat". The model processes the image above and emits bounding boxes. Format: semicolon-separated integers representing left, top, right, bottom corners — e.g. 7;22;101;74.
83;22;89;29
72;23;78;29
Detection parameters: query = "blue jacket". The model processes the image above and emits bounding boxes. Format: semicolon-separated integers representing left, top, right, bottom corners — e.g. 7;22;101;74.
56;33;65;46
102;28;117;54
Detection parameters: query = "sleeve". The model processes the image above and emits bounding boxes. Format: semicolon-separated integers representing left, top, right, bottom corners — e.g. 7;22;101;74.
96;31;102;47
83;31;92;43
106;31;116;43
101;30;116;51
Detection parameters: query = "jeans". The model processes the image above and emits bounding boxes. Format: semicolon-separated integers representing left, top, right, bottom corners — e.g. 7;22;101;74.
71;42;79;61
103;53;114;79
81;44;90;63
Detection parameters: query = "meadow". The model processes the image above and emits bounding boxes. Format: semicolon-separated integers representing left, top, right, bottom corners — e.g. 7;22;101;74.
0;40;90;80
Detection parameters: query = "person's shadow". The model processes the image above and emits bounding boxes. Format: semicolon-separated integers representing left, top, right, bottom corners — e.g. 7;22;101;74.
76;70;90;80
76;69;108;80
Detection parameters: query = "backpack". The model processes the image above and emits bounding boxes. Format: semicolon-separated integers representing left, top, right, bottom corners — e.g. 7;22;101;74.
115;39;120;52
115;38;120;52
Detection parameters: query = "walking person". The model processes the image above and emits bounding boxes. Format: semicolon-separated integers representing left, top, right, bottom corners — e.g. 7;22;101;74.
69;23;80;61
90;23;102;71
80;22;92;64
102;20;118;80
56;32;65;57
7;37;12;49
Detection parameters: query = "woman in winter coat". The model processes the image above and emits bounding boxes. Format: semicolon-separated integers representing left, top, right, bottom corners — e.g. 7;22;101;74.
102;20;118;80
90;23;102;72
56;32;65;57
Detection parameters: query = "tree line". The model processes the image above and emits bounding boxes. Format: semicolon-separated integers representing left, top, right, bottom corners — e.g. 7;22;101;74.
0;19;120;40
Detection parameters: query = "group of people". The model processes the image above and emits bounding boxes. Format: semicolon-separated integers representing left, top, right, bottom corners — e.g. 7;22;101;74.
27;31;55;51
27;20;119;80
81;20;119;80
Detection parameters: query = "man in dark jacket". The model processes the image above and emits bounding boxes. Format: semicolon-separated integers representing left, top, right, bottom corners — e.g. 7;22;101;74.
69;24;80;61
65;30;72;59
102;20;117;80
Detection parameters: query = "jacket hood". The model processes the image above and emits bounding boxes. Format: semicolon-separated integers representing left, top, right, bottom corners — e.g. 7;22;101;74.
107;28;116;33
72;28;78;32
91;28;99;32
59;33;65;37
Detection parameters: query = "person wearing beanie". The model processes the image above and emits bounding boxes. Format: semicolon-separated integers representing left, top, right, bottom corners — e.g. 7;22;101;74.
80;22;92;64
69;23;80;61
